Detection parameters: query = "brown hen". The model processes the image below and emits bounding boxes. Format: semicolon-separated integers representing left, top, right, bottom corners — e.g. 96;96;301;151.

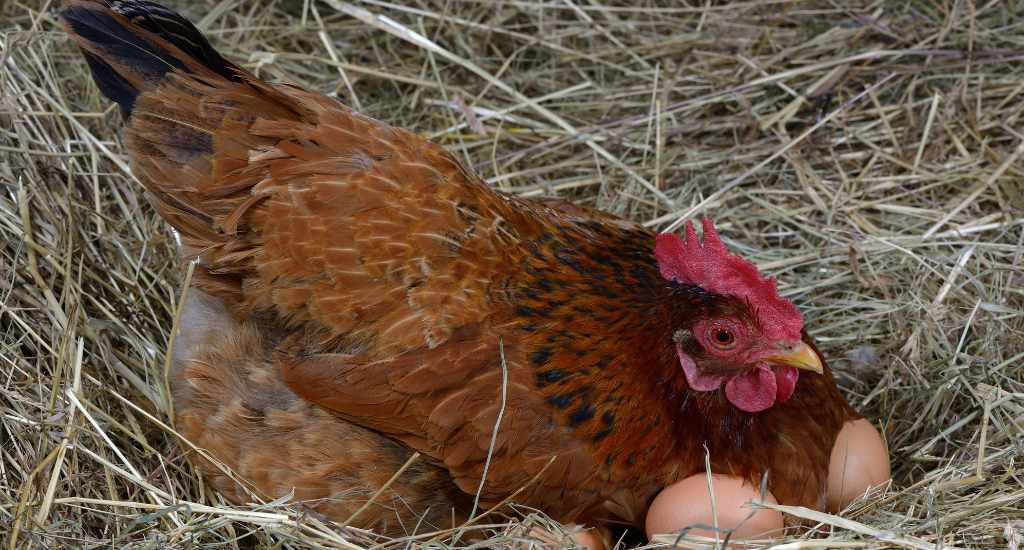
61;0;859;534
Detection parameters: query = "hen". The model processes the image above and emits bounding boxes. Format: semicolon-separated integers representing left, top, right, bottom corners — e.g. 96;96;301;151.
61;0;859;535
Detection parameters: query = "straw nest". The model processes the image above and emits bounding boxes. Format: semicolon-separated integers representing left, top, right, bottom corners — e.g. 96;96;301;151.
2;1;1022;548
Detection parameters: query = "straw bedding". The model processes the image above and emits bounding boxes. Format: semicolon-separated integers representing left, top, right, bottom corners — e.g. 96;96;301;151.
2;1;1022;547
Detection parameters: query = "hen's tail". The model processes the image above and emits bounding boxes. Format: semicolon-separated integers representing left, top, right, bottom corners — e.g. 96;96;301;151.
60;0;240;119
61;0;317;302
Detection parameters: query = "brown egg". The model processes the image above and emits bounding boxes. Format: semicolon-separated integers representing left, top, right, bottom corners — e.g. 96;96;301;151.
526;524;606;550
827;418;891;511
572;528;607;550
645;474;784;545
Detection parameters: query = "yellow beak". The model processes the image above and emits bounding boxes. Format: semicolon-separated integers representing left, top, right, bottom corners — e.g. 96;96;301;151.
764;342;824;374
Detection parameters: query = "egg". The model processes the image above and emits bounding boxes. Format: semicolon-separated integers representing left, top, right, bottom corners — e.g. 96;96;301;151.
572;528;607;550
526;524;606;550
645;474;784;546
642;420;890;547
827;418;891;511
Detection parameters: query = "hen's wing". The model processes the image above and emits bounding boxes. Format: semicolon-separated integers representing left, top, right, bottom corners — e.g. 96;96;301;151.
218;99;530;356
275;326;608;518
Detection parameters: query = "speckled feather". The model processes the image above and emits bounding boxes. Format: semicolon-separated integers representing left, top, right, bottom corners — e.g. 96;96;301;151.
62;0;859;529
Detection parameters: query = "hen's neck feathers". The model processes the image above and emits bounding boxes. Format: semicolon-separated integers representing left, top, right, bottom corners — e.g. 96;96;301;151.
511;217;682;472
511;216;849;503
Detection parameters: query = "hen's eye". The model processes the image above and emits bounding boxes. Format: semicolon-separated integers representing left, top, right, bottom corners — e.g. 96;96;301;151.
710;328;735;349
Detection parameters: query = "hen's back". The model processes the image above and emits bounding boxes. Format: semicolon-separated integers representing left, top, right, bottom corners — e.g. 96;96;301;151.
61;0;532;356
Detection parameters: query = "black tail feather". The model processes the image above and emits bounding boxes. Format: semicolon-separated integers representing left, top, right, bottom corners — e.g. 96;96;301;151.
80;51;139;118
100;0;239;81
61;0;239;118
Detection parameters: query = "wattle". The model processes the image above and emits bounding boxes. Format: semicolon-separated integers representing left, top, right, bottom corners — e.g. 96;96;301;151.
724;364;800;412
677;345;800;413
773;364;799;402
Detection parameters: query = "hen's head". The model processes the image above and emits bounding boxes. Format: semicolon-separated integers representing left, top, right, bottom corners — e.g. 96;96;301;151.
655;219;822;413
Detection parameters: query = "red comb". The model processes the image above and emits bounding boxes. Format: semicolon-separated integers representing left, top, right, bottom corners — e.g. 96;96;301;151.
655;219;803;341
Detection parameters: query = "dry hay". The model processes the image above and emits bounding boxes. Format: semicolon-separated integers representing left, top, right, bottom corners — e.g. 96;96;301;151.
2;0;1023;548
